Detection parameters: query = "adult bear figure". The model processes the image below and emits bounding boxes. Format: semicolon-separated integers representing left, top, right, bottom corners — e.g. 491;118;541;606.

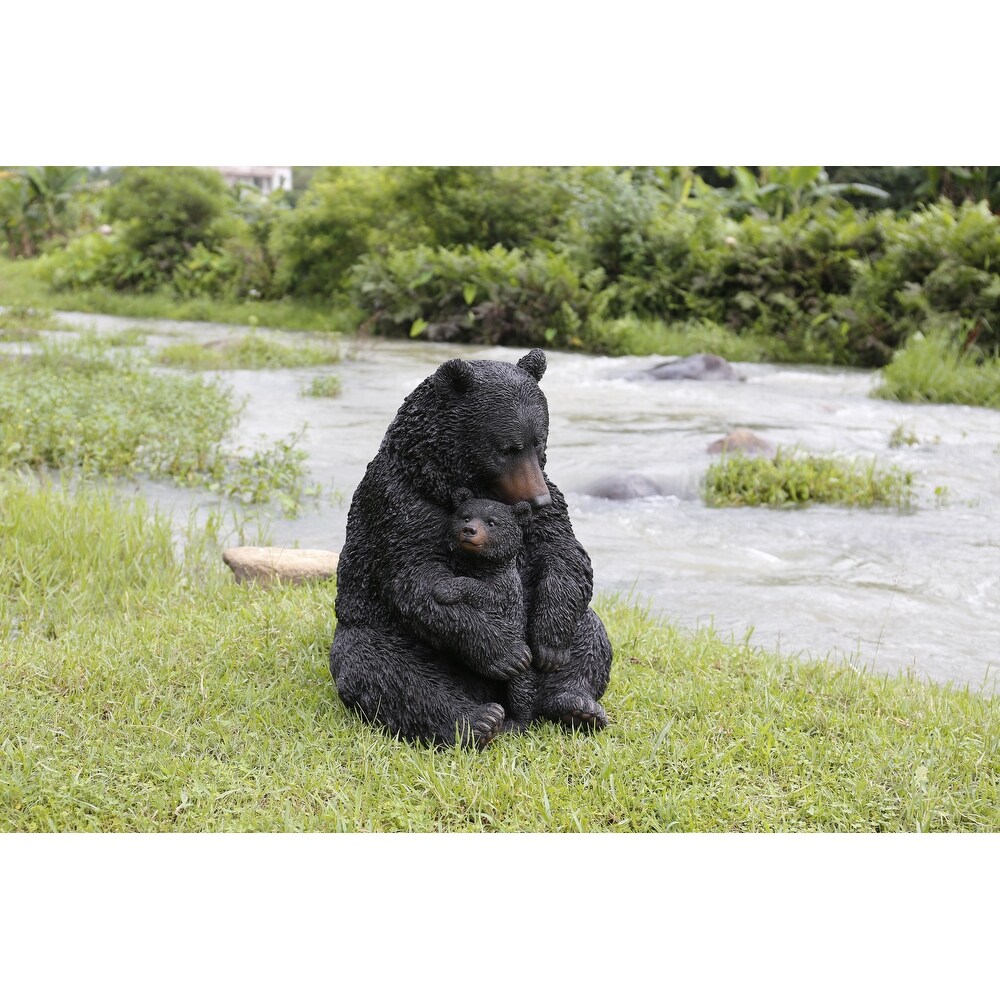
329;348;612;749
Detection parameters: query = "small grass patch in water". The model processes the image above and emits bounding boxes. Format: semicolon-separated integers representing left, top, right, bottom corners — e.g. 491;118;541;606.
3;479;1000;832
301;374;343;398
155;332;342;370
0;340;318;514
80;326;150;348
703;450;915;509
872;329;1000;410
0;305;67;341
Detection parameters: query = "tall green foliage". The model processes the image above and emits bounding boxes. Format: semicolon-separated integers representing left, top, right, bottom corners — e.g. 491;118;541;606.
17;165;1000;369
102;166;236;289
270;166;577;299
0;166;87;257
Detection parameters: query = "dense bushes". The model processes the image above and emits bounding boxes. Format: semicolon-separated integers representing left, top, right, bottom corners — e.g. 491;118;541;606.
9;165;1000;368
350;244;611;347
38;167;280;299
268;166;575;298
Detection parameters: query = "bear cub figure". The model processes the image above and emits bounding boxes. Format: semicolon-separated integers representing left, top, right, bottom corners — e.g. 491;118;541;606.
433;489;537;726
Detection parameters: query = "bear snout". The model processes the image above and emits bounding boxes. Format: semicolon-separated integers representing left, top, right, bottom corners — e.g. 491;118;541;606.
494;457;550;508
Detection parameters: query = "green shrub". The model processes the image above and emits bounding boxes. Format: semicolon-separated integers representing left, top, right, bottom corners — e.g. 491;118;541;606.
350;243;612;348
270;166;577;300
103;166;237;288
170;236;275;300
703;451;915;509
846;201;1000;362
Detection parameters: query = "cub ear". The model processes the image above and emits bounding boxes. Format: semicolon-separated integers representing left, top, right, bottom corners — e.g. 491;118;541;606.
512;501;533;526
516;349;546;383
452;487;473;509
434;358;475;398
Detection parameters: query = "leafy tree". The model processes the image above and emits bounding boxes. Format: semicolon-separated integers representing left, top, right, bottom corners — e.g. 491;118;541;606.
103;166;236;286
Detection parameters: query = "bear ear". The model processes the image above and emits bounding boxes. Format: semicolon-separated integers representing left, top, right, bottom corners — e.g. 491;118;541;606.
512;501;533;525
434;358;476;399
452;487;473;509
516;349;546;383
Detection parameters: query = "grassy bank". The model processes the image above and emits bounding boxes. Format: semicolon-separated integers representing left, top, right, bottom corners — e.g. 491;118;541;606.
0;256;358;337
872;329;1000;409
0;256;824;364
3;478;998;832
0;337;319;513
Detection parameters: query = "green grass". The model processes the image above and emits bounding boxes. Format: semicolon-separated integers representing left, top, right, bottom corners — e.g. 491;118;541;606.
0;339;318;513
301;374;343;398
872;330;1000;409
3;477;999;832
155;332;342;370
594;316;777;361
0;256;359;338
0;304;71;341
704;450;915;508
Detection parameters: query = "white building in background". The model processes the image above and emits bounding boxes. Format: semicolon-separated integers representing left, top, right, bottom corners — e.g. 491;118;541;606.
215;166;293;194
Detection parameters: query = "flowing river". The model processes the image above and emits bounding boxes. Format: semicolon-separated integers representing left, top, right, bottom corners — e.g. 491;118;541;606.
49;312;1000;690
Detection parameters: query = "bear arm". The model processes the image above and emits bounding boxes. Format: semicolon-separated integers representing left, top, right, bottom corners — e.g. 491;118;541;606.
525;530;594;654
432;576;489;607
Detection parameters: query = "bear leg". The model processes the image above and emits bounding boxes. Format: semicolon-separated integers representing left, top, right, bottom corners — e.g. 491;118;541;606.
330;624;507;749
531;607;612;731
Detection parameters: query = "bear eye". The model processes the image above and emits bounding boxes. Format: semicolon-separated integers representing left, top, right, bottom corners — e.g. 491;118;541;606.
503;443;522;456
487;519;496;527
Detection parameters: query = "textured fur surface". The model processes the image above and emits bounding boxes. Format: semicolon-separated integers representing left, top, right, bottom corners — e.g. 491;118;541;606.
434;491;536;725
329;349;612;748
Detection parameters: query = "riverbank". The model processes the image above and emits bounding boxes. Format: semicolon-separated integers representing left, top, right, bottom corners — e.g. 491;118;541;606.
0;256;790;364
0;256;361;339
3;478;999;832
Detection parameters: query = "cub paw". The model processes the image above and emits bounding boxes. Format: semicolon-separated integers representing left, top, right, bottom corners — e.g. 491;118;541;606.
482;642;532;680
470;702;506;750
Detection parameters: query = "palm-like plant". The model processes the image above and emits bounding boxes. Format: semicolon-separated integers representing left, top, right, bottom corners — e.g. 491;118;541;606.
725;166;890;219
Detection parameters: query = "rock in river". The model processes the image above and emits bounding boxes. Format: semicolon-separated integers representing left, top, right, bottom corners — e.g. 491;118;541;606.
642;353;742;381
707;428;776;456
582;472;666;500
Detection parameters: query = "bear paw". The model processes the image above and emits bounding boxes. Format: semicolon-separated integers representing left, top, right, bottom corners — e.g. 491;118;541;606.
546;694;608;731
533;643;572;673
470;702;506;750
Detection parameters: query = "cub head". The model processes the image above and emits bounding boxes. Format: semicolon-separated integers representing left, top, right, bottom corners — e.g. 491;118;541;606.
448;488;532;565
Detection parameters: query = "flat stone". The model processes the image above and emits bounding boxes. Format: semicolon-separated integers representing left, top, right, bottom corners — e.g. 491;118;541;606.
222;546;339;585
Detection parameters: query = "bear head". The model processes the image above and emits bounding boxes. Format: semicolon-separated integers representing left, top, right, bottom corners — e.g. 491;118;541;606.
423;348;551;509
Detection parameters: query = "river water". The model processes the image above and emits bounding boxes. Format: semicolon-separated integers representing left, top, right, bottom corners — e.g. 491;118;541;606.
46;312;1000;690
